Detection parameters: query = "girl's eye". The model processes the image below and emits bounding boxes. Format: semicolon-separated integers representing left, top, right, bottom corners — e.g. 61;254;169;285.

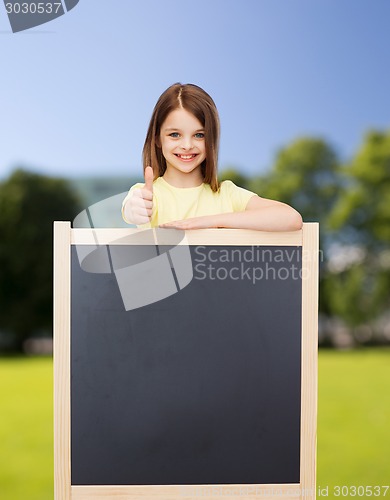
169;132;180;138
195;133;205;139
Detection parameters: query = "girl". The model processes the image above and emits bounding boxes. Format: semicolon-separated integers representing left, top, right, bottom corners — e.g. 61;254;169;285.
122;83;302;231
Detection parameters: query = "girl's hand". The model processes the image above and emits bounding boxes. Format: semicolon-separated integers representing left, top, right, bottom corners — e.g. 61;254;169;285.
160;215;218;230
124;166;154;225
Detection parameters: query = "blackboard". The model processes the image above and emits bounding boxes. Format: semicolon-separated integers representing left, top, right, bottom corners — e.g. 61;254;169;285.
54;224;318;499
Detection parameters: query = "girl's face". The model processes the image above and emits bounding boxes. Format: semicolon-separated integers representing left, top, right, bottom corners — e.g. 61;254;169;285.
159;108;206;184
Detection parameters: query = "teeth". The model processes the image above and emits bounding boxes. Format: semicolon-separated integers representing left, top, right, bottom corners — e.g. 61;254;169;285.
177;155;195;159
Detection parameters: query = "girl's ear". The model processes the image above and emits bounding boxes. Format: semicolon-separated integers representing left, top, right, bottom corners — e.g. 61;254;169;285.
155;135;161;148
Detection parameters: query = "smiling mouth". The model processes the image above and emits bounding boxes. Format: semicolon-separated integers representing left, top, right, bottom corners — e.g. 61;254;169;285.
175;154;198;160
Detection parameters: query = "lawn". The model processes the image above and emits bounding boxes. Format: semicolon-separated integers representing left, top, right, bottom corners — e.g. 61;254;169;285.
317;348;390;496
0;356;53;500
0;348;389;499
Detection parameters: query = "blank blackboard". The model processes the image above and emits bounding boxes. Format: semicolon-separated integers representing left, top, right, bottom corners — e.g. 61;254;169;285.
54;224;318;500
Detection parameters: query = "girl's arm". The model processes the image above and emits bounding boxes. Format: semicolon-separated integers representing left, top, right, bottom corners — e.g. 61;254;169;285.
160;195;303;231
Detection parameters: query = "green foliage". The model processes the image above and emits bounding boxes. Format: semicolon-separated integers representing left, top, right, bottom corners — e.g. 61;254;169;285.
219;167;250;190
249;137;341;228
323;263;390;328
0;169;82;349
325;130;390;327
329;130;390;246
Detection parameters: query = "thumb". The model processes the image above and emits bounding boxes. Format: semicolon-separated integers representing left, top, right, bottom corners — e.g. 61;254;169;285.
144;166;154;192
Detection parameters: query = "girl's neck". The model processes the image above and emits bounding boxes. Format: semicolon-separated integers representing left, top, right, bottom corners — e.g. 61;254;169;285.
162;168;204;188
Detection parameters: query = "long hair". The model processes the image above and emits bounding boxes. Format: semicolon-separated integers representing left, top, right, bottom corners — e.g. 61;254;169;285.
142;83;220;192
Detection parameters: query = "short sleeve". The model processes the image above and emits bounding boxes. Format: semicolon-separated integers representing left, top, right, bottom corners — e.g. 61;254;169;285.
221;180;257;212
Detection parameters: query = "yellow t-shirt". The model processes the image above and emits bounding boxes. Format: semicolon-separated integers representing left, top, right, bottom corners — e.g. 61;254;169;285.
122;177;257;228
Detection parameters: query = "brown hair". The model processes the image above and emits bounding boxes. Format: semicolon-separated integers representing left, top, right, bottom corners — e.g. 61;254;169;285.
142;83;220;192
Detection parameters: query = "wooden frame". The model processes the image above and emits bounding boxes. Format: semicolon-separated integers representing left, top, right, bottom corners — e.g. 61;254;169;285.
54;222;319;500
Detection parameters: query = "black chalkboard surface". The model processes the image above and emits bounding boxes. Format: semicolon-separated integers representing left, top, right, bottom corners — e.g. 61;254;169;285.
70;244;302;486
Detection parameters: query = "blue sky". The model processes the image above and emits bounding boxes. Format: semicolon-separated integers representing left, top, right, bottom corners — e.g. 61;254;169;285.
1;0;389;180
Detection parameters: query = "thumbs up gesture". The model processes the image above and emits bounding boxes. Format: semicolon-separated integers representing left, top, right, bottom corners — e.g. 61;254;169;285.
123;166;154;225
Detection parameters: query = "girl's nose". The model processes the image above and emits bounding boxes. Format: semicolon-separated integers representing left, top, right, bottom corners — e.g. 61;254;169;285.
180;137;193;150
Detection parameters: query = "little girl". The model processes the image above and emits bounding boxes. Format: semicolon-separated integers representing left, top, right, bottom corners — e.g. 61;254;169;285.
122;83;302;231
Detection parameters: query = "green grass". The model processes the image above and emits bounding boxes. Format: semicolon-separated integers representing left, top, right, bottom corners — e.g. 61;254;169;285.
0;356;53;500
0;349;389;499
317;348;390;496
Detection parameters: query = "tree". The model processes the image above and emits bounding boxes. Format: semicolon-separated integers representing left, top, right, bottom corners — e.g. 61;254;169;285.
249;137;341;228
0;169;82;350
329;130;390;247
219;167;250;190
325;130;390;331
